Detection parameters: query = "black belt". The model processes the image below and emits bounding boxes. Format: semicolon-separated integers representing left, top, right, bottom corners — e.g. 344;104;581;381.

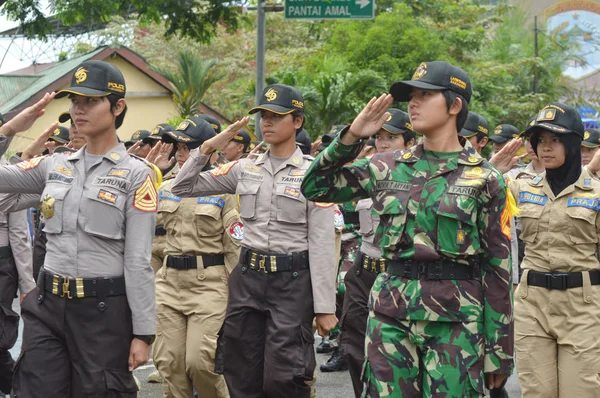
527;270;600;290
165;254;225;269
40;270;126;299
155;226;167;236
240;247;309;273
387;259;479;280
0;246;12;259
357;251;386;273
343;211;359;225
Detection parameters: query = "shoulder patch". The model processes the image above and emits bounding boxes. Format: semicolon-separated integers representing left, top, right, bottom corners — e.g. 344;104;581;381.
210;161;237;177
333;208;344;228
133;175;158;212
228;220;244;240
314;202;334;208
17;156;46;171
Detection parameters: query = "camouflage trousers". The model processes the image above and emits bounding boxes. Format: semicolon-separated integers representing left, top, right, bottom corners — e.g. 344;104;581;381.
361;312;484;398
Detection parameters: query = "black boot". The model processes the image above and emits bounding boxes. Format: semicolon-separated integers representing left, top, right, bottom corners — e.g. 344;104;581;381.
319;347;348;372
316;337;333;354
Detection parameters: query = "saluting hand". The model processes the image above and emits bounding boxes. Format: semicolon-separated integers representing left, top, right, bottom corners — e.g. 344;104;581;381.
21;122;58;160
342;94;394;145
150;142;176;170
587;144;600;175
128;338;150;372
489;139;525;174
315;313;338;338
246;140;266;159
200;117;251;155
1;92;56;137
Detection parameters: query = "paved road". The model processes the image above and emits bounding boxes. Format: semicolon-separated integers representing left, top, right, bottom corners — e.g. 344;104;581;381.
10;299;522;397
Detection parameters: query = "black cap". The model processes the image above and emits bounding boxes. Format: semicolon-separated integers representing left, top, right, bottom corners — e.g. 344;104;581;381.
164;115;216;149
296;129;312;149
54;146;77;155
249;84;304;115
489;124;520;144
193;114;221;134
382;108;416;135
390;61;472;103
231;129;251;150
247;140;268;154
582;129;600;148
151;123;174;140
127;130;152;145
459;112;489;138
55;60;126;99
49;126;70;144
58;111;72;123
523;103;584;138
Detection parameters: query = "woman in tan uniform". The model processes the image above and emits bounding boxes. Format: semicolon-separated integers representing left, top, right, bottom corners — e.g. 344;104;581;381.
153;115;242;398
503;103;600;397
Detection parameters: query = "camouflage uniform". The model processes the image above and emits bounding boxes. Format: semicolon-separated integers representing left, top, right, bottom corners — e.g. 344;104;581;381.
301;137;514;397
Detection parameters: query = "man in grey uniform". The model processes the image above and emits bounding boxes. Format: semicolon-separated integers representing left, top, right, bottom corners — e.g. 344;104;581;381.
0;62;158;396
171;84;337;398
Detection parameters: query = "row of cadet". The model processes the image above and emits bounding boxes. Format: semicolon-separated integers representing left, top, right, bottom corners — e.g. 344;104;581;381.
0;58;599;398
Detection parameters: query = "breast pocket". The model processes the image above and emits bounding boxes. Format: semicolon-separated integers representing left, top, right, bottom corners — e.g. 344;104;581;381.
372;190;409;251
567;207;598;244
356;200;374;236
436;192;480;256
158;195;181;233
195;199;223;236
83;187;126;240
236;180;261;220
41;184;71;234
275;184;306;223
518;203;544;244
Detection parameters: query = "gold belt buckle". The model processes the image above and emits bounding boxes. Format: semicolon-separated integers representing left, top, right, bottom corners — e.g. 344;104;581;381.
379;259;386;272
258;256;266;272
363;255;369;271
52;274;59;295
371;259;377;273
250;252;257;268
61;277;73;299
270;256;277;273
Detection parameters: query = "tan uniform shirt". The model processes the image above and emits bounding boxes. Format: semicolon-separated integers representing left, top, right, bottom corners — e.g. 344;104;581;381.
0;144;157;334
158;178;241;273
355;198;382;259
172;147;336;314
510;168;600;273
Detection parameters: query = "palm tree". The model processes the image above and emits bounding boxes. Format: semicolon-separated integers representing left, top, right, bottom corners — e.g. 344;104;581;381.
152;50;225;118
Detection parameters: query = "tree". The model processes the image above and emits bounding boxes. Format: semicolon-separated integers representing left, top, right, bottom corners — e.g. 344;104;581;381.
152;50;225;118
1;0;245;43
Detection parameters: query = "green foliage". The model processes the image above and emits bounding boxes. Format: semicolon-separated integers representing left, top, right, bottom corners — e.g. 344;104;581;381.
152;50;225;118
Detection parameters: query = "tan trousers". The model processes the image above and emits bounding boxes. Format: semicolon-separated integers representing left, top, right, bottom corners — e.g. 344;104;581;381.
515;269;600;398
155;263;229;398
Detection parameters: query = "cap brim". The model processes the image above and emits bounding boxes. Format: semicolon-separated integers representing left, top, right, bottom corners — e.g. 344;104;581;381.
55;87;112;99
458;129;477;138
58;112;71;123
524;123;574;136
49;137;69;144
163;130;197;144
382;124;404;135
489;135;510;143
248;105;296;115
390;81;446;102
582;141;600;148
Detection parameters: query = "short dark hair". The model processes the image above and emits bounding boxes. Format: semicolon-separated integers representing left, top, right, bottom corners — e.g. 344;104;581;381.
107;94;127;129
402;130;417;144
293;111;304;134
442;90;468;132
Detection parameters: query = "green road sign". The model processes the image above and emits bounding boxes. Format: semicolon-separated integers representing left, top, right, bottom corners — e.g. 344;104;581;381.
285;0;375;20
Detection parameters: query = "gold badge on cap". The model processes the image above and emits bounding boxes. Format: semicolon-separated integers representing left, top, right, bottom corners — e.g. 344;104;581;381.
585;131;591;140
537;108;556;122
402;152;413;159
132;131;141;139
386;114;393;122
54;128;61;136
494;126;502;135
41;194;55;219
74;67;88;84
412;63;427;80
110;152;121;161
176;121;189;131
265;88;278;102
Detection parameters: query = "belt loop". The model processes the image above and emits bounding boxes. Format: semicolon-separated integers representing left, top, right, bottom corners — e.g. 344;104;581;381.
37;270;46;304
582;271;593;304
519;269;529;299
96;278;107;312
197;256;206;280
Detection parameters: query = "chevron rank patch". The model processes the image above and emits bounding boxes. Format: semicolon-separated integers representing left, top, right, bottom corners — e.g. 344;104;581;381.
210;161;237;177
133;175;158;212
17;156;46;171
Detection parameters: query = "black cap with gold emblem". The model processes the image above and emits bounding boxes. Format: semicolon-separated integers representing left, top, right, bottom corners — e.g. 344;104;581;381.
458;112;489;138
489;124;520;144
231;129;251;151
55;60;126;99
522;103;584;138
150;123;174;140
382;108;416;135
390;61;472;103
48;126;70;144
193;114;221;134
249;84;305;115
582;129;600;148
126;130;152;147
163;115;216;149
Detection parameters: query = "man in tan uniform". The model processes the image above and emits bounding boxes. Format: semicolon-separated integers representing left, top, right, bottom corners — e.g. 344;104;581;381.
171;84;337;398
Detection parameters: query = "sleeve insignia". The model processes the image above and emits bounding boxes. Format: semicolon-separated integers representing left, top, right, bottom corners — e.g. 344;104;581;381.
133;175;158;212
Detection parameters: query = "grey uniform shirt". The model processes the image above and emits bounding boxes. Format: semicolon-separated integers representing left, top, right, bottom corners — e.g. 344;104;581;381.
355;198;383;259
0;143;157;334
172;147;336;314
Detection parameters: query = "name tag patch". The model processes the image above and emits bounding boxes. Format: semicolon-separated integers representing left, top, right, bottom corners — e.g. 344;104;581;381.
48;172;74;184
93;176;131;192
567;197;600;210
240;171;263;181
448;185;479;198
375;181;411;191
197;196;225;208
519;192;547;206
159;190;181;202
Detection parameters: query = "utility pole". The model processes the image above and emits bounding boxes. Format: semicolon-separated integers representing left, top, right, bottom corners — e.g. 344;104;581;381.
255;0;266;139
533;15;539;93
